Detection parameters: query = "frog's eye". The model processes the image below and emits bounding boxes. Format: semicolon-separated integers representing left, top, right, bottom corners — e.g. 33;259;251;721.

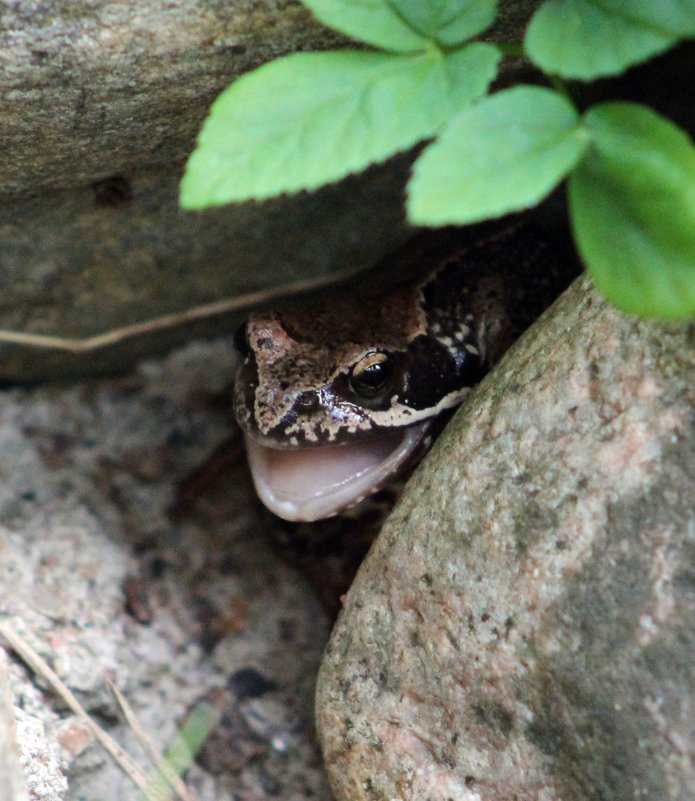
349;352;394;400
233;322;250;358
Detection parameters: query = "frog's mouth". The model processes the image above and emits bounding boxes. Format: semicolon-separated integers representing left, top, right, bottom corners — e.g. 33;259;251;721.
243;422;430;522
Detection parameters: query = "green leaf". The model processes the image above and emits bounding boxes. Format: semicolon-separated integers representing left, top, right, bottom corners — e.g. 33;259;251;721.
525;0;694;80
301;0;427;51
180;45;500;209
390;0;498;46
408;86;587;225
569;102;695;319
301;0;497;52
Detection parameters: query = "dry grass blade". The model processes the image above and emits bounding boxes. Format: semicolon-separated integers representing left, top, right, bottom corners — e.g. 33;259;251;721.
0;267;361;353
106;677;197;801
0;621;166;801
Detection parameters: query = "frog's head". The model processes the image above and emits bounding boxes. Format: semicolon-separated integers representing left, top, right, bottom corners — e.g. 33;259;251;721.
231;223;569;522
233;293;484;522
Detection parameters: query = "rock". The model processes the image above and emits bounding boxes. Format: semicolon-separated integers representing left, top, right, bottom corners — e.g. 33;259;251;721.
0;651;32;801
0;0;541;196
0;0;412;381
0;0;545;381
0;162;412;381
316;276;695;801
1;1;337;195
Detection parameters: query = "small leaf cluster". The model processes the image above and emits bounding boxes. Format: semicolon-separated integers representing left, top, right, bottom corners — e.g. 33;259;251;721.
180;0;695;320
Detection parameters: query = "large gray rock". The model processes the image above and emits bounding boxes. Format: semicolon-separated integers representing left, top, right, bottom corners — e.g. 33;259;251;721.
316;276;695;801
1;1;337;195
0;0;410;380
0;0;540;196
0;163;412;381
0;0;542;381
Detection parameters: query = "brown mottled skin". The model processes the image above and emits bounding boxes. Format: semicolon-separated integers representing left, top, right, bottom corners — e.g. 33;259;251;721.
234;223;576;451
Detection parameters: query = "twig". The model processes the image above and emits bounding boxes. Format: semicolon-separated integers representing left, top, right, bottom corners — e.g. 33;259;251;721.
0;267;361;354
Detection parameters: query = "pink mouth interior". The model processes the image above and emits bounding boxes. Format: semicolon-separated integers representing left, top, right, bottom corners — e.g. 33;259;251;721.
244;423;429;522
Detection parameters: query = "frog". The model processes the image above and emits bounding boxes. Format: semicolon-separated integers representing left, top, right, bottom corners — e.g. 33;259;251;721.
233;222;575;522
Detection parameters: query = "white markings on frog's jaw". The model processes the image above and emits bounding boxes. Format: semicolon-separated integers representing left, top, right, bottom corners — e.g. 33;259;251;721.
243;421;431;522
368;386;472;426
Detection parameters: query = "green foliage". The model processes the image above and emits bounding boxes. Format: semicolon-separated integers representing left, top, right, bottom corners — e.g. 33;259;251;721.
181;0;695;320
180;45;500;207
569;103;695;318
300;0;431;52
525;0;693;79
301;0;498;51
408;86;586;224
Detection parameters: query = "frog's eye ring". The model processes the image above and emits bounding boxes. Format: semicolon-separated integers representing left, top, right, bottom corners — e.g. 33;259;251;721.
349;352;394;400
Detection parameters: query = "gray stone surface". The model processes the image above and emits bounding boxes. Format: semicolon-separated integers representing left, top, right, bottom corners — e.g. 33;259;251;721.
0;652;31;801
0;161;411;381
0;0;410;382
0;337;332;801
0;0;337;195
316;276;695;801
0;0;539;197
0;0;412;381
0;0;543;382
0;0;414;381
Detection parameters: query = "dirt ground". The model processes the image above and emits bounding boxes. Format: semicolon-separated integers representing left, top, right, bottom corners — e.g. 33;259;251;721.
0;336;333;801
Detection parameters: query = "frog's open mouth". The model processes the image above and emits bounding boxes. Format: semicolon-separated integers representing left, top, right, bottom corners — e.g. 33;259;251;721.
243;422;430;522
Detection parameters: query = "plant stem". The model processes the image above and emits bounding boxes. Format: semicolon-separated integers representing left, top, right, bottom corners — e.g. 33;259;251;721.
496;41;525;57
